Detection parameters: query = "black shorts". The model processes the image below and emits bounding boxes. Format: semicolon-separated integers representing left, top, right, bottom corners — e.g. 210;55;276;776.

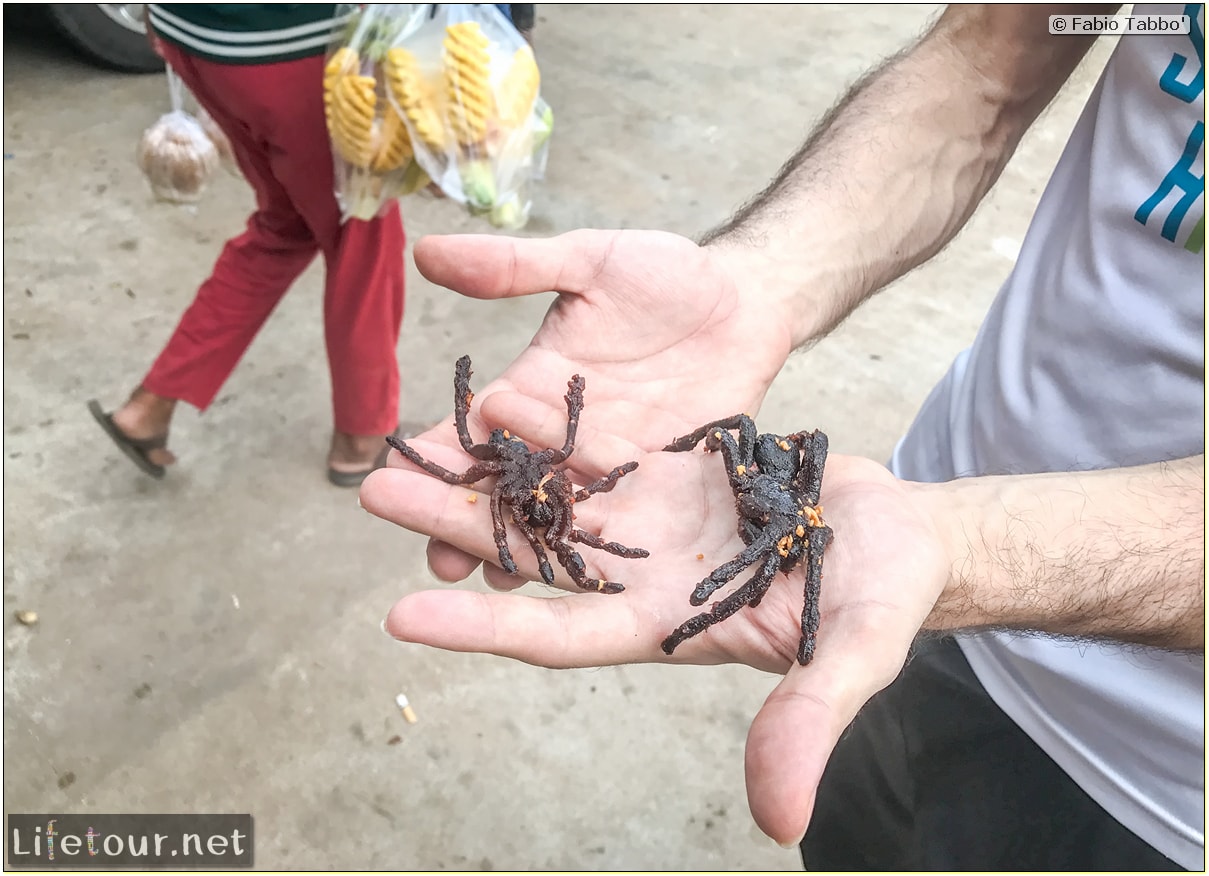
800;636;1184;870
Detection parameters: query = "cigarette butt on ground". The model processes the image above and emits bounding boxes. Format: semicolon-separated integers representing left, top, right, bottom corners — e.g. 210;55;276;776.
395;693;418;724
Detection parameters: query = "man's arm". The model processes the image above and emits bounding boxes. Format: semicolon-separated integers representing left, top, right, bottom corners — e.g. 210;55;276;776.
707;3;1116;348
917;455;1206;650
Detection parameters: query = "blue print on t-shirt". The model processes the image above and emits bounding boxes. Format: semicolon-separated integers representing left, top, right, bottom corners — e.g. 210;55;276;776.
1134;122;1205;242
1160;3;1205;102
1135;7;1205;248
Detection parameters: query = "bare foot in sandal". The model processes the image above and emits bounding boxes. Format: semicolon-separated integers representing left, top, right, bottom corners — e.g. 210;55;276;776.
327;423;428;487
109;388;178;469
329;432;388;471
328;431;394;488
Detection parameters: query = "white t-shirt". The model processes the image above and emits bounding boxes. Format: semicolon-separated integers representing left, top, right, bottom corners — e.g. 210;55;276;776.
889;4;1206;869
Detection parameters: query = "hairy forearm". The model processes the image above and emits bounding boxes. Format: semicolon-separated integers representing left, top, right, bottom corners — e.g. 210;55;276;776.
704;4;1110;348
915;455;1205;650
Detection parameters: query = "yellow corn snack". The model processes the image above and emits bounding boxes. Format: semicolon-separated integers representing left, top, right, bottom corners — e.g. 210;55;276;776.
443;21;494;147
323;47;358;128
324;48;380;168
323;4;549;227
326;98;366;167
340;74;377;121
371;107;414;173
331;74;378;167
384;48;446;151
497;45;540;129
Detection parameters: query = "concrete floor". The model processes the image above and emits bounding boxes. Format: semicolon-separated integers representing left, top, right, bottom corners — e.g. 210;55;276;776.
4;5;1110;870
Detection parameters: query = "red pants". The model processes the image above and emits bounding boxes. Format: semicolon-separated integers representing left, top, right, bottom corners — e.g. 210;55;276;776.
143;43;405;436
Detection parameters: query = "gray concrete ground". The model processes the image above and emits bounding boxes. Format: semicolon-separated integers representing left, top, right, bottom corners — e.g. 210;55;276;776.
4;5;1111;870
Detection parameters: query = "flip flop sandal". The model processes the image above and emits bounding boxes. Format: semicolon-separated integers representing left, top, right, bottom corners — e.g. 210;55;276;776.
88;399;169;480
326;422;425;488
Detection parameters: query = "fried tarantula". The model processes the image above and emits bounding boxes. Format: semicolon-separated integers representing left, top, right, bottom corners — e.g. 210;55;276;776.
387;355;649;593
660;415;834;665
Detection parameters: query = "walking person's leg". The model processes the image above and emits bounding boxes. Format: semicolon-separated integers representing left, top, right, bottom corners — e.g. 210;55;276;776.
94;43;321;475
95;42;407;482
319;204;406;482
245;56;408;483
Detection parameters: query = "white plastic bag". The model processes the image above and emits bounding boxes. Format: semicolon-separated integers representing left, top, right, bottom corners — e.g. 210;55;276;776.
136;67;220;204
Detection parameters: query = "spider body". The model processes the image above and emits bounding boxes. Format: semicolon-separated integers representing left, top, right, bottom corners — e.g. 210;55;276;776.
387;356;648;593
660;414;834;665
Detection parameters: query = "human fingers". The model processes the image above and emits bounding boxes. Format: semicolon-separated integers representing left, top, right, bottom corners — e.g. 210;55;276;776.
477;390;648;481
426;539;482;583
363;464;496;553
382;588;668;668
413;230;619;301
743;605;914;847
367;438;493;584
382;430;478;473
363;465;588;592
482;563;528;592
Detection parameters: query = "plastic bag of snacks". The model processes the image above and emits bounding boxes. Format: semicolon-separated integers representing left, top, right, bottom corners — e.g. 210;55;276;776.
324;4;433;222
382;3;553;229
137;66;220;204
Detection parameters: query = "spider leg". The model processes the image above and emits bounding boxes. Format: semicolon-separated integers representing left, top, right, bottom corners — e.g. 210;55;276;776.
488;489;522;577
448;356;491;459
747;569;776;609
551;539;624;594
713;427;756;493
386;437;500;485
661;553;779;655
509;506;557;587
572;461;638;501
545;495;625;593
689;532;778;605
537;374;586;465
733;414;758;464
662;414;749;453
790;429;829;506
797;524;834;665
567;528;649;559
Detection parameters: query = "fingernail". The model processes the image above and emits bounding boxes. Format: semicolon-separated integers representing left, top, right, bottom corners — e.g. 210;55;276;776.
380;617;398;640
778;834;805;850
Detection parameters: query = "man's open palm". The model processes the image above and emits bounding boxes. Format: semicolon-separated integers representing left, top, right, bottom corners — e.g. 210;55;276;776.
364;430;949;846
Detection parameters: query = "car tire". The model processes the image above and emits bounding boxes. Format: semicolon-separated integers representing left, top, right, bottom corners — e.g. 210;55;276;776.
46;4;164;73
